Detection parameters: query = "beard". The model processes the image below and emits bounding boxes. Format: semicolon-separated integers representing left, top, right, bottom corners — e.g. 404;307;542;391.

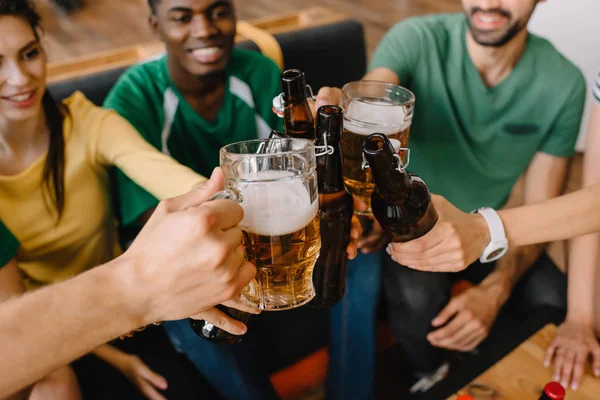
466;7;527;47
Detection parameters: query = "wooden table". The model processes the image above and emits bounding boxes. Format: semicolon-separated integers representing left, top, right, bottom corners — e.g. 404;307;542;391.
446;324;600;399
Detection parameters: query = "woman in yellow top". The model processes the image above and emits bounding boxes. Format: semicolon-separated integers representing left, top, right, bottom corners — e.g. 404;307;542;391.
0;1;240;399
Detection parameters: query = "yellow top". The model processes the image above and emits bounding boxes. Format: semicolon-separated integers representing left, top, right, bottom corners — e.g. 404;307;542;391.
0;92;205;289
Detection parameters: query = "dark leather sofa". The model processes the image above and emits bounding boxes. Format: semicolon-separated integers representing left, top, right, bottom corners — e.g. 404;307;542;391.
48;19;367;376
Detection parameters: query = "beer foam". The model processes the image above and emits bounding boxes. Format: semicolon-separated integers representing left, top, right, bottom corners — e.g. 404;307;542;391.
239;170;318;236
345;100;410;135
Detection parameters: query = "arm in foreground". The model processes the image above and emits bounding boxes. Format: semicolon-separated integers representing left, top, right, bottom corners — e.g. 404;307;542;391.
0;168;256;398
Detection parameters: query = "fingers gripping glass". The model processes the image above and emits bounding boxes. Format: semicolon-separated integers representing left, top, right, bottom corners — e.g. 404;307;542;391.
210;138;321;311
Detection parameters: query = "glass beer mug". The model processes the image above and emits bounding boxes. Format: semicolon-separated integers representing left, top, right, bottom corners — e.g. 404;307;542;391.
340;81;415;215
212;138;321;311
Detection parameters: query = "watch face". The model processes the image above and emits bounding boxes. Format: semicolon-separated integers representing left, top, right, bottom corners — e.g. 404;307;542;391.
487;248;506;261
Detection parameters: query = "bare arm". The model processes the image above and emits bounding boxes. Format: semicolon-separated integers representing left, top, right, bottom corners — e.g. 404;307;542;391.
565;102;600;326
500;185;600;246
480;152;570;300
543;103;600;390
0;259;137;398
0;174;256;398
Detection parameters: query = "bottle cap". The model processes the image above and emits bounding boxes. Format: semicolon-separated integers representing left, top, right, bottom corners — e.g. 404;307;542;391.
543;382;566;399
389;138;401;154
272;94;284;117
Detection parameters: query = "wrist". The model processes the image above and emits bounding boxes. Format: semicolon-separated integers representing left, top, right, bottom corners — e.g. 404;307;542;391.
103;255;150;330
479;274;511;307
474;213;491;253
566;310;595;327
472;207;508;263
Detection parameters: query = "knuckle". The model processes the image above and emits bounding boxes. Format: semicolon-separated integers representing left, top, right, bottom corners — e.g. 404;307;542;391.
413;240;426;253
221;285;239;302
155;199;172;214
214;316;228;328
198;209;219;233
218;265;237;284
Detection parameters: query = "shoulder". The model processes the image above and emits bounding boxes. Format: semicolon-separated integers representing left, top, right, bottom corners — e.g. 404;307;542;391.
63;91;111;122
386;13;463;40
528;34;586;97
228;48;282;82
63;91;128;136
106;55;169;103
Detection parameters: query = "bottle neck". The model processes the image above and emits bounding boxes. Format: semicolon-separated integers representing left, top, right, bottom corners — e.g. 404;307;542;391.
316;106;345;193
316;134;345;193
364;142;411;201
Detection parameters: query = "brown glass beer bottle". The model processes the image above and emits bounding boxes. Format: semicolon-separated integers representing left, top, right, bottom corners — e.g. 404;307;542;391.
362;133;438;243
309;105;354;308
281;69;315;140
189;306;252;344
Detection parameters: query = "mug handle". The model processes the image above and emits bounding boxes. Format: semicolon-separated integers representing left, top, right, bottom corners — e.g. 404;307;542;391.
209;188;241;202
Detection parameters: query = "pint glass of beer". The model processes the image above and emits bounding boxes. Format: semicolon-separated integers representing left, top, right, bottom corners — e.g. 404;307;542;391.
217;138;321;311
341;81;415;214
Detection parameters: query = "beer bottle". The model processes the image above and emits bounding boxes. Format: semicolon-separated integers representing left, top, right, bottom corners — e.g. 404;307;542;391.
189;305;252;344
309;105;354;308
538;382;566;400
281;69;315;140
362;133;438;243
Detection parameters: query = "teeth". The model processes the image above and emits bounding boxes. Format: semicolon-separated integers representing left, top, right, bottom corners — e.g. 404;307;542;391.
192;47;220;56
479;14;503;23
8;92;34;102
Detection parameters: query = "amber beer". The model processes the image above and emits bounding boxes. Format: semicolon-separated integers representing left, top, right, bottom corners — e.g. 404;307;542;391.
239;171;321;310
362;133;437;243
309;105;353;308
190;139;320;343
341;81;415;215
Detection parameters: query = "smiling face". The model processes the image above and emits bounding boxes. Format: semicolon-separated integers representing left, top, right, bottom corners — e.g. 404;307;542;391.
151;0;236;79
462;0;540;47
0;15;46;122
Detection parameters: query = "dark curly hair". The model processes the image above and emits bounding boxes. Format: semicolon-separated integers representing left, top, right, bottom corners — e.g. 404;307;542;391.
0;0;66;219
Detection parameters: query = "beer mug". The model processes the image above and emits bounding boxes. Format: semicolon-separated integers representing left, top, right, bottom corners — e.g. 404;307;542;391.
212;138;321;311
341;81;415;215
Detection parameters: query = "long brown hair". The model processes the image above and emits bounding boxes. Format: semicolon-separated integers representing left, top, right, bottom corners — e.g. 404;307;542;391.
1;0;66;218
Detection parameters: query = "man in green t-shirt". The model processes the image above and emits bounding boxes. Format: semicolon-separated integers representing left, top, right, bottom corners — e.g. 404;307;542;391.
104;0;282;399
317;0;586;393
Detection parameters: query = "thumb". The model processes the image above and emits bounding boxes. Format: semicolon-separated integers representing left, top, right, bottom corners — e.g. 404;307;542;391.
163;167;225;212
138;362;168;390
315;87;342;110
432;300;459;327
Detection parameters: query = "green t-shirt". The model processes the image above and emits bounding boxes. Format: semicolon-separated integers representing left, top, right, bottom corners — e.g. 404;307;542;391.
0;220;18;267
104;49;283;226
369;13;586;212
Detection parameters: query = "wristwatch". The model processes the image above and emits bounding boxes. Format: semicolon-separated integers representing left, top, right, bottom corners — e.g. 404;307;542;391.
472;207;509;263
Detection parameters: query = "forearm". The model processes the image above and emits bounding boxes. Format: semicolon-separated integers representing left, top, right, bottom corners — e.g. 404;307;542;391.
0;258;139;398
499;185;600;247
565;233;598;325
482;243;546;304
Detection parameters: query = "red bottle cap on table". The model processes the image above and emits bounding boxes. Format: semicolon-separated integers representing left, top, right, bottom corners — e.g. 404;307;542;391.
544;382;566;399
456;396;475;400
